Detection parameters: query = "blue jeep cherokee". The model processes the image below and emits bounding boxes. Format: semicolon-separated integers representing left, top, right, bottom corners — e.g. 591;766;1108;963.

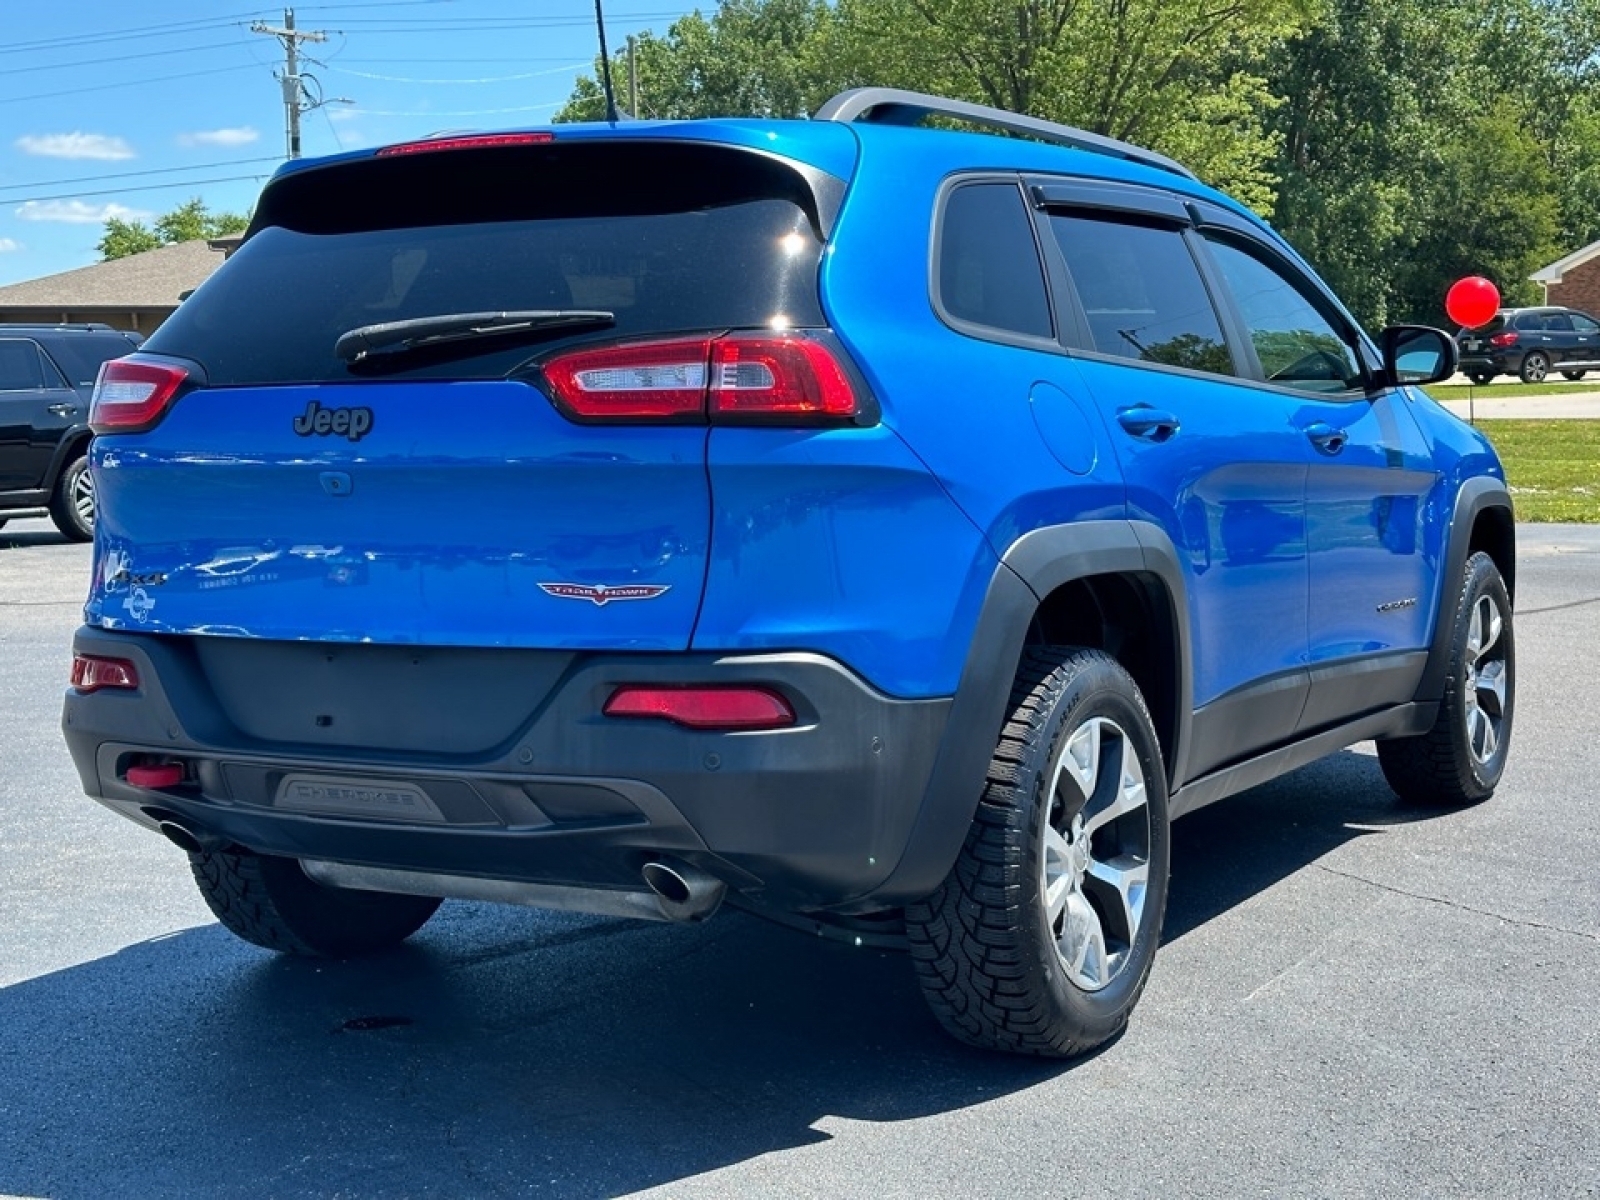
62;90;1516;1057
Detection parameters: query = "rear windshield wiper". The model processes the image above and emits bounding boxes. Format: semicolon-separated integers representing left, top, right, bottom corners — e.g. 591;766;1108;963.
334;309;615;363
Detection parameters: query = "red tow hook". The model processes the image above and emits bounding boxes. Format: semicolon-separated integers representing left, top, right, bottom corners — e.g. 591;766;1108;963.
125;762;185;789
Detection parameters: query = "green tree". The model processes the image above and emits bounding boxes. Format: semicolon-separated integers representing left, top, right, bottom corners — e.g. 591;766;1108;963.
96;217;162;261
557;0;1313;210
97;198;250;261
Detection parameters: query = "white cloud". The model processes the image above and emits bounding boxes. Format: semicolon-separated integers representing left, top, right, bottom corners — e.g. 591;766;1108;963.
327;106;361;124
177;126;259;148
14;200;153;225
15;132;135;161
0;238;20;252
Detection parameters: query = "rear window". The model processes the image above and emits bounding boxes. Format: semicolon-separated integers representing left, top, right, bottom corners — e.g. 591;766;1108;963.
148;142;830;385
38;332;137;388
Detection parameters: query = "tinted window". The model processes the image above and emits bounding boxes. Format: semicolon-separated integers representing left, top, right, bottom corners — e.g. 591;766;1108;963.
1572;313;1600;334
937;183;1052;339
1543;312;1573;332
39;332;135;388
1514;312;1545;332
148;144;827;386
1050;214;1232;375
0;340;47;390
1204;237;1363;393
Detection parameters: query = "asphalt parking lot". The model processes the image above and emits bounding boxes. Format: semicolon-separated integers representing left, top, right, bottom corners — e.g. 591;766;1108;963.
2;515;1597;1199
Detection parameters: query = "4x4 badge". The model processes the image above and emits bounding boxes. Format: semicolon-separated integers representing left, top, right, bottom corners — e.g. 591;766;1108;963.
538;582;671;606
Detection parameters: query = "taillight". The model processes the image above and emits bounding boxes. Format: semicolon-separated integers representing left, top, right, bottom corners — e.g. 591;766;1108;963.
540;332;862;425
70;654;139;693
603;685;796;730
376;132;555;157
1489;332;1519;347
542;337;713;421
90;357;189;433
710;335;857;419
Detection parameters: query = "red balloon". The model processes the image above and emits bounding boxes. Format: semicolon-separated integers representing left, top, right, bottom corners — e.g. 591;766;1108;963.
1445;276;1501;328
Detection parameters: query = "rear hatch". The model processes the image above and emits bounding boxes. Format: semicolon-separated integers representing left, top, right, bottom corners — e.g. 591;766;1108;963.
87;134;848;650
1458;314;1509;356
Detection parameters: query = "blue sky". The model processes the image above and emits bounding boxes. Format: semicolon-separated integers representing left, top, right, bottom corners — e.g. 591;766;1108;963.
0;1;695;285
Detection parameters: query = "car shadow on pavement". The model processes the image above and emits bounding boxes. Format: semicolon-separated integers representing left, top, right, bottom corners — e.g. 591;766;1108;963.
0;748;1444;1198
1164;746;1454;942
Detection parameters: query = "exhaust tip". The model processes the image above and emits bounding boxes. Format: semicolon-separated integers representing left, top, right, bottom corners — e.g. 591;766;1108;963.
641;860;726;922
157;821;205;855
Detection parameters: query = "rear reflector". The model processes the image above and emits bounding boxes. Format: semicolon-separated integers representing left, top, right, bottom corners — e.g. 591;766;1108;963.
125;763;184;789
376;132;555;157
90;357;189;434
541;332;861;424
70;654;139;693
603;685;796;730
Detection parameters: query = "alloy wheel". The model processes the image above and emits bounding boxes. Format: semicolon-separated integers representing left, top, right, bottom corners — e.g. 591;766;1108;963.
1463;593;1508;765
1042;716;1151;991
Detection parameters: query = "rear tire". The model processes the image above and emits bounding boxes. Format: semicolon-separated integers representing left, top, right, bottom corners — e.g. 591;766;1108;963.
907;647;1170;1058
1467;371;1495;386
1519;352;1550;384
48;454;94;542
190;848;441;957
1377;552;1513;806
1562;370;1586;381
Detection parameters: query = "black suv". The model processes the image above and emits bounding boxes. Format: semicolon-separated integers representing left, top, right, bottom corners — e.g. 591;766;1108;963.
0;323;141;540
1457;305;1600;384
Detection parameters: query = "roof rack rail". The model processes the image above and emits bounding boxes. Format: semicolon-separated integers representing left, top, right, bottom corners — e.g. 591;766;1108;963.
813;87;1197;182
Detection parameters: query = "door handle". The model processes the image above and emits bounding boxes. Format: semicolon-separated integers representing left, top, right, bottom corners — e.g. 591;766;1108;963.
1304;422;1347;454
1116;406;1180;442
47;403;77;417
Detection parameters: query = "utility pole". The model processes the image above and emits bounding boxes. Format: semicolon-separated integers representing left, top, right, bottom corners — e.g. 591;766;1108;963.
626;35;639;116
251;9;328;159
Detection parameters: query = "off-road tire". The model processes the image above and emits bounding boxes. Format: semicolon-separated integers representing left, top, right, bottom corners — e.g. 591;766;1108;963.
48;454;94;542
906;647;1170;1058
190;848;441;957
1519;351;1550;384
1378;552;1514;805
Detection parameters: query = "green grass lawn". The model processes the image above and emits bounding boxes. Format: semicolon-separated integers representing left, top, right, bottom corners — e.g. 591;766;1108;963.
1422;380;1599;402
1476;420;1600;523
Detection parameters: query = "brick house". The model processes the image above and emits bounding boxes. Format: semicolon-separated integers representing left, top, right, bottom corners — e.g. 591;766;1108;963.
1531;238;1600;314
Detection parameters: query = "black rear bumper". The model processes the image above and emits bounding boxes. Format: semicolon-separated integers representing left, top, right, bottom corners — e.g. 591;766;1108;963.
61;628;956;913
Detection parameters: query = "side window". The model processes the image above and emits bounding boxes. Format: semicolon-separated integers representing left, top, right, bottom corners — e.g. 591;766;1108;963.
1544;313;1573;332
1203;237;1364;393
936;182;1053;340
1572;313;1600;334
1514;312;1544;332
0;340;48;391
1048;213;1233;376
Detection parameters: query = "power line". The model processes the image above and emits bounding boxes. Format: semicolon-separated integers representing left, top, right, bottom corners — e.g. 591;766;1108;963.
7;174;276;208
320;61;586;85
1;38;261;77
0;158;283;195
0;64;263;106
0;13;269;56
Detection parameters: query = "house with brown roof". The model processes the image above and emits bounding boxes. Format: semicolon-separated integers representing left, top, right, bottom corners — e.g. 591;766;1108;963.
1532;238;1600;315
0;239;228;336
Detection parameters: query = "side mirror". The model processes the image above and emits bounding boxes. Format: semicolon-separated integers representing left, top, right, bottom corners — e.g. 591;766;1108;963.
1378;324;1458;388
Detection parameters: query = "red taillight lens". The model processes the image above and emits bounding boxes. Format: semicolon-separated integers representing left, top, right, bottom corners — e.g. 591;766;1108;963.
710;335;857;419
1489;332;1519;347
70;654;139;693
603;685;796;730
376;132;555;157
125;762;184;788
542;337;713;420
90;357;189;433
540;332;861;425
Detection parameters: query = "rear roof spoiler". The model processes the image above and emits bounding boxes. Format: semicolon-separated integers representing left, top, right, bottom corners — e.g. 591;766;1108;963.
814;87;1198;182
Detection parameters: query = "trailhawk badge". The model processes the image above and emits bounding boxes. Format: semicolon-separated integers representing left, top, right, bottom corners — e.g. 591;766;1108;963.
538;582;671;606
